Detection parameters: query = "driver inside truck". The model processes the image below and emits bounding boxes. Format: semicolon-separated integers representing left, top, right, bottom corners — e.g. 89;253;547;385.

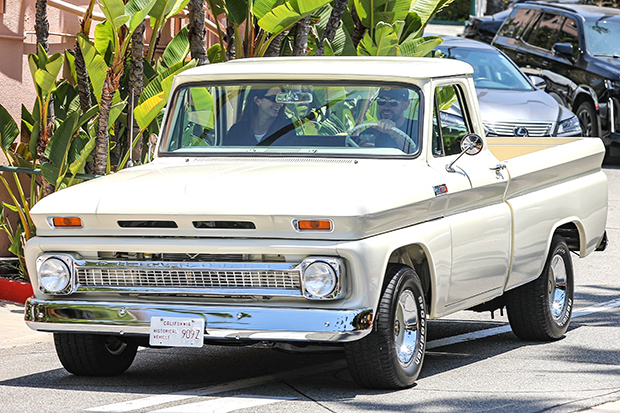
359;88;418;153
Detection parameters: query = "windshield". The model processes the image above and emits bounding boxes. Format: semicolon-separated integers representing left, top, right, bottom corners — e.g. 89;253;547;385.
159;82;422;157
585;18;620;57
438;46;533;91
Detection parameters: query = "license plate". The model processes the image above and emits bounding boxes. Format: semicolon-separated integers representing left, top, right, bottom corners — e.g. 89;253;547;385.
149;316;205;347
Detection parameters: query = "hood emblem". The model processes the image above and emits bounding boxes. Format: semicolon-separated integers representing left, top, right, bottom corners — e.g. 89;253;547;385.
513;127;529;137
433;184;448;196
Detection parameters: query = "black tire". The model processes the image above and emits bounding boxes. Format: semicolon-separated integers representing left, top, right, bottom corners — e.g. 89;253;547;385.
344;265;427;389
576;101;599;137
54;333;138;376
506;235;574;341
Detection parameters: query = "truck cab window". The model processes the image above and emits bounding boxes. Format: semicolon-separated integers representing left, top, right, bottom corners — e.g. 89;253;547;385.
434;84;472;156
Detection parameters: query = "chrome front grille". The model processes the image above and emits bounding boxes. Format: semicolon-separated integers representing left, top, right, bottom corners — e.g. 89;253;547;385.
74;260;302;296
484;121;553;137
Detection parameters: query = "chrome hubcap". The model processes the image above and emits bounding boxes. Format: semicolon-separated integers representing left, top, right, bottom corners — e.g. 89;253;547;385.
548;254;567;320
394;290;419;366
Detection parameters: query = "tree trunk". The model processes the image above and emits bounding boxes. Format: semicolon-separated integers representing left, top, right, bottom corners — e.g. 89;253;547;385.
74;42;91;114
293;16;311;56
315;0;348;56
95;69;123;176
35;0;49;52
264;33;284;57
188;0;208;65
226;22;235;60
350;6;366;50
129;22;145;165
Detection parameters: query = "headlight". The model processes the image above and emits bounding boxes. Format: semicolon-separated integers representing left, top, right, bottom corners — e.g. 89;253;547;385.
557;115;582;135
38;256;72;294
301;258;343;299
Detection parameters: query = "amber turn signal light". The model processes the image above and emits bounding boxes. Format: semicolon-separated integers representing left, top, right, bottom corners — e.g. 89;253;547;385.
51;217;83;228
297;219;332;231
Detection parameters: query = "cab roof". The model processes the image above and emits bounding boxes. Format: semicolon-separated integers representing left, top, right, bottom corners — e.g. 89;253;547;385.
173;56;474;86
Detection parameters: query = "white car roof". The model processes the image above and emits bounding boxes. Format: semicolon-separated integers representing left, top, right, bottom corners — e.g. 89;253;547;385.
173;56;474;86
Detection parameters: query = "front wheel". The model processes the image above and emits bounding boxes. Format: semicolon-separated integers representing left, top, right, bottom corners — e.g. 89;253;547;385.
54;333;138;376
576;101;599;137
506;235;574;341
344;265;427;389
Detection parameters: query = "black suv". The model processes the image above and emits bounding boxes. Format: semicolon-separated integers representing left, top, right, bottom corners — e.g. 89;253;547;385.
492;2;620;153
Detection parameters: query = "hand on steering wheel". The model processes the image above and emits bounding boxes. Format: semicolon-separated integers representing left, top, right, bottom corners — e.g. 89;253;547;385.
346;122;417;153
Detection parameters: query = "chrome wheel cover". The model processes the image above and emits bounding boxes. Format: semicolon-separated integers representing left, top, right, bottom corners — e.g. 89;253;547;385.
394;289;419;366
548;254;567;320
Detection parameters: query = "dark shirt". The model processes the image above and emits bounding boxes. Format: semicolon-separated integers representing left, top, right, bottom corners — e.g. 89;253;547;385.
225;117;295;146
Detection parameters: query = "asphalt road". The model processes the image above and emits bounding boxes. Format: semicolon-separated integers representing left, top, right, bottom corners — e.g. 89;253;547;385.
1;166;619;413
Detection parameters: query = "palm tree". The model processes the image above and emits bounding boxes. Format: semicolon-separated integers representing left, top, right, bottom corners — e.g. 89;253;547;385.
188;0;209;65
35;0;49;52
315;0;348;56
128;21;145;164
293;16;311;56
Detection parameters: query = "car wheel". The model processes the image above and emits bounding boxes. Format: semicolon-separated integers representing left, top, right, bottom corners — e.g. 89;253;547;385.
576;102;599;137
344;265;427;389
54;333;138;376
506;235;574;341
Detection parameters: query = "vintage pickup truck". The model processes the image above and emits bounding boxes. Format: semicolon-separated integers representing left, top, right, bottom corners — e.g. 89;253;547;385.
24;57;608;390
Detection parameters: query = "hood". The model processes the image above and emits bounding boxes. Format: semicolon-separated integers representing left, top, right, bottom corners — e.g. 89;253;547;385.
31;157;445;240
477;88;559;123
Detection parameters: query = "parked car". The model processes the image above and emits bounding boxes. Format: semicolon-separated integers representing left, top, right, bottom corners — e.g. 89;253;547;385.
463;0;578;44
464;0;527;44
436;36;581;137
492;2;620;155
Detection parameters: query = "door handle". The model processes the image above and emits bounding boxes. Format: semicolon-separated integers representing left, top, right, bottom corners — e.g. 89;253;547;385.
490;164;507;179
516;53;525;59
542;60;551;67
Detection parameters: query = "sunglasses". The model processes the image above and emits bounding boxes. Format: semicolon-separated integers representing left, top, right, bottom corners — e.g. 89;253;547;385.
376;98;401;107
261;95;279;102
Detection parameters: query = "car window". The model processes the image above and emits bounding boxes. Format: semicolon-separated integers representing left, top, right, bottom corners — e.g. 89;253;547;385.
159;82;423;157
433;85;471;157
584;18;620;57
497;7;539;39
438;47;533;91
525;12;563;51
558;17;580;60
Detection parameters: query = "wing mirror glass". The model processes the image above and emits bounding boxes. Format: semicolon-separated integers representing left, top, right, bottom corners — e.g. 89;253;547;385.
529;75;546;90
446;133;483;172
553;42;574;59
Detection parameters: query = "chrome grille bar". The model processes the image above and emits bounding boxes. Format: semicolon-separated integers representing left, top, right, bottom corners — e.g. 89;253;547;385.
74;260;302;296
484;121;553;137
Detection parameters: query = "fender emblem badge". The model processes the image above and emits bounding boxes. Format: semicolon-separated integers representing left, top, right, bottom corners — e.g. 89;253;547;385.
433;184;448;196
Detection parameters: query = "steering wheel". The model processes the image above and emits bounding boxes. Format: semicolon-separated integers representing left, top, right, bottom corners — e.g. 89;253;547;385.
346;122;417;153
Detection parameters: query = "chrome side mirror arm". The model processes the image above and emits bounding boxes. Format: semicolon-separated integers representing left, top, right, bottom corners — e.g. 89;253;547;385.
446;133;484;173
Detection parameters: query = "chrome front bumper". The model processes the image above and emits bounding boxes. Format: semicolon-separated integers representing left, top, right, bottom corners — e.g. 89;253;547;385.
24;298;373;342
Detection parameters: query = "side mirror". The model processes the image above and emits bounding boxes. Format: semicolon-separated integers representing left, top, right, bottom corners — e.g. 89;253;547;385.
553;42;574;59
446;133;484;172
529;75;546;90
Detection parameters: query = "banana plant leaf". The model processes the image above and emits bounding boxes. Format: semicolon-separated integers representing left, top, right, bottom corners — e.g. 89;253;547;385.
159;26;190;73
399;35;442;57
0;105;19;151
258;0;333;34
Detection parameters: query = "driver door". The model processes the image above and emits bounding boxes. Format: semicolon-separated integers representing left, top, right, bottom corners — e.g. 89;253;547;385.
427;80;511;313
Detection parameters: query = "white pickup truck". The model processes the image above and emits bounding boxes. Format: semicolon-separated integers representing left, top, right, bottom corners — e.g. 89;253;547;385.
24;57;608;390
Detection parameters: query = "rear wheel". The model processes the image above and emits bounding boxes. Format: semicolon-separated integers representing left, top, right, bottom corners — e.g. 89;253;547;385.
344;265;426;389
576;101;599;137
506;235;574;341
54;333;138;376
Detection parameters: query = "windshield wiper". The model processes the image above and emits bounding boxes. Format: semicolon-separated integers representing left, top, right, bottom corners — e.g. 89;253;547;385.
594;53;620;58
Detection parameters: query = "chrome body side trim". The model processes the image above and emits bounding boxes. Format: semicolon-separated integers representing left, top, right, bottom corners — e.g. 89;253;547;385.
24;298;373;342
